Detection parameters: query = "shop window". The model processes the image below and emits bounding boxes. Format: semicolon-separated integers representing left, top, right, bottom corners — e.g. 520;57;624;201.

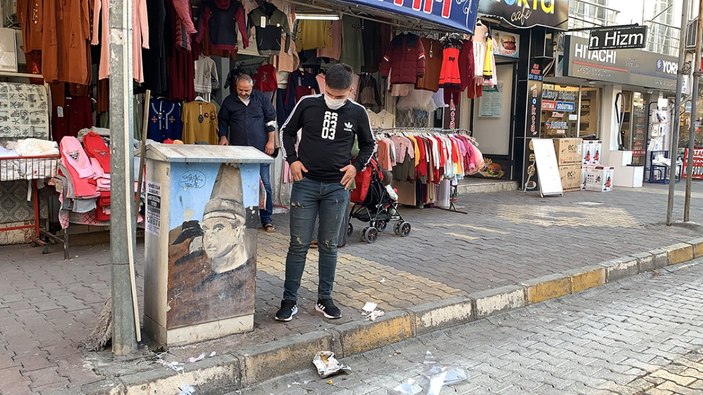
541;84;579;138
579;88;600;138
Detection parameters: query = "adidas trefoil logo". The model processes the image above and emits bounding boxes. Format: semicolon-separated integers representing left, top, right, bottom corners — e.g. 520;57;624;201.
344;122;353;131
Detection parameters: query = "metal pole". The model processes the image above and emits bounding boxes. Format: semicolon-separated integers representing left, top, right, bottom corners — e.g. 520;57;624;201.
110;0;137;354
667;0;691;226
685;3;703;222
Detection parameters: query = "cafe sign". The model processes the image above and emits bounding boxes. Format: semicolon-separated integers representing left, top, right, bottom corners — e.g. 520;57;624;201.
478;0;569;30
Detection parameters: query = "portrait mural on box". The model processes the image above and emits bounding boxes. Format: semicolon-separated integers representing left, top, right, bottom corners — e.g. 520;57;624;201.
166;164;258;329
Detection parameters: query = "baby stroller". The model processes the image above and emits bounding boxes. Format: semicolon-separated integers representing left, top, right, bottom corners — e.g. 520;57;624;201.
348;156;411;243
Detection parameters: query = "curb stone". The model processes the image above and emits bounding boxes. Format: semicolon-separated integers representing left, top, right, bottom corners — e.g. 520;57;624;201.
520;273;572;304
468;285;525;318
237;330;334;387
600;256;639;282
689;237;703;258
81;237;703;394
562;265;606;293
337;310;414;357
664;243;694;265
405;296;474;336
648;248;670;269
631;252;656;273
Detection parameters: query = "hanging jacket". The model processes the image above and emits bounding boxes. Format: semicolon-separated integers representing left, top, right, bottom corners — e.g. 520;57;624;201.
379;33;426;85
284;70;320;115
247;3;291;56
197;0;248;53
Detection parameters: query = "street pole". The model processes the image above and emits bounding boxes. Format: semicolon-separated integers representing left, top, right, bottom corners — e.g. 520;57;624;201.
110;0;137;354
685;1;703;222
667;0;691;226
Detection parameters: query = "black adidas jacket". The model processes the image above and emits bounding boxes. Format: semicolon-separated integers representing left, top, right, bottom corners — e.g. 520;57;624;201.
281;95;376;183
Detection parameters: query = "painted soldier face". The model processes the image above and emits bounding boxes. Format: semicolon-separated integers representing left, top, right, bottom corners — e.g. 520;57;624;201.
201;216;243;261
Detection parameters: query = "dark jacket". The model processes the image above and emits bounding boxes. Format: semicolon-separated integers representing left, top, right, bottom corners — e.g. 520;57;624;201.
218;90;277;152
281;95;376;183
379;33;426;85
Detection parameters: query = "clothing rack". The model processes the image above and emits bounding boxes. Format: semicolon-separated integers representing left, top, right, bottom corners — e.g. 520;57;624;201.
373;127;476;144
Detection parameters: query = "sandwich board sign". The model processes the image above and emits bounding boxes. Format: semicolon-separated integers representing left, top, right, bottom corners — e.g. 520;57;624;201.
531;138;563;197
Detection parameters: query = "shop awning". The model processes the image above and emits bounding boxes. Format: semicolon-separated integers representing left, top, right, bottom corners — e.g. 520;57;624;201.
332;0;480;34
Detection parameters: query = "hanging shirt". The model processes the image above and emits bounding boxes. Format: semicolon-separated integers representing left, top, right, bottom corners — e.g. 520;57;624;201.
254;64;278;92
182;101;219;144
317;20;342;61
42;0;91;85
194;56;220;94
295;20;330;50
147;99;183;142
284;70;320;113
197;0;249;53
416;38;443;92
340;16;365;74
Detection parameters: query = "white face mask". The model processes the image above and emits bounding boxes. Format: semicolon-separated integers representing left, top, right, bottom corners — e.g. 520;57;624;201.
324;95;347;110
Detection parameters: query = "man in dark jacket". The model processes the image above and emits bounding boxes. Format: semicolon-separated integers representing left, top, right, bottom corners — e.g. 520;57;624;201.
219;74;278;232
275;64;376;322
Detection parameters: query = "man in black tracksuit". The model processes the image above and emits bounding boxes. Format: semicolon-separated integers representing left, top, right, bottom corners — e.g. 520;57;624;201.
275;64;376;321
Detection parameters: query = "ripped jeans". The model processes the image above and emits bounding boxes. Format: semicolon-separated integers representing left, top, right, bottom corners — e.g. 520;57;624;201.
283;177;350;302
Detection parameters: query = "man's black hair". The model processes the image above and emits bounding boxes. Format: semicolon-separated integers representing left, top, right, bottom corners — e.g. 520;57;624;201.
325;63;354;90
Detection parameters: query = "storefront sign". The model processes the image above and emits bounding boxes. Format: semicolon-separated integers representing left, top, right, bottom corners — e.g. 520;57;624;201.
562;36;678;91
493;29;520;58
527;60;543;136
341;0;480;34
589;26;648;50
542;100;556;110
478;0;569;29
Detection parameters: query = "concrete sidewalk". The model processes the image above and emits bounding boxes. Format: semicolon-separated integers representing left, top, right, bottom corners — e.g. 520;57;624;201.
1;182;703;394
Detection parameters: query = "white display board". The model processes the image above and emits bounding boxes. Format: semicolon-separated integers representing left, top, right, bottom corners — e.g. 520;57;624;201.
531;138;563;197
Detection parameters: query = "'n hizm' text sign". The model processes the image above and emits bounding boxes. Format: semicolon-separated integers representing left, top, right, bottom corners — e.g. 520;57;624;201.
589;26;647;50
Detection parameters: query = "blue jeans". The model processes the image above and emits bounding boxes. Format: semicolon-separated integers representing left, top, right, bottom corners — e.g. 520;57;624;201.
283;178;350;302
260;163;273;225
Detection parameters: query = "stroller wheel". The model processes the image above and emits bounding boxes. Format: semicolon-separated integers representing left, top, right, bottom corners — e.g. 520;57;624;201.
400;222;412;237
393;221;403;235
361;226;369;242
376;220;388;232
347;222;354;236
364;227;378;243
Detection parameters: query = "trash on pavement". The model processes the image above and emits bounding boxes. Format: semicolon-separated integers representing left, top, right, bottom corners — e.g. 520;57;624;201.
209;351;216;357
188;353;206;363
361;302;377;313
420;351;469;394
390;378;423;395
178;384;195;395
312;351;351;378
361;302;385;321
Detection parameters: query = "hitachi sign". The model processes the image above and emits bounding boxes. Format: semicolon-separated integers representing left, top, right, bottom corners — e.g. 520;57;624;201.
574;43;617;64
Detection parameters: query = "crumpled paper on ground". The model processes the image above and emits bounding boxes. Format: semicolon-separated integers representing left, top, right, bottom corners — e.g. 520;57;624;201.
312;351;351;378
362;302;385;321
